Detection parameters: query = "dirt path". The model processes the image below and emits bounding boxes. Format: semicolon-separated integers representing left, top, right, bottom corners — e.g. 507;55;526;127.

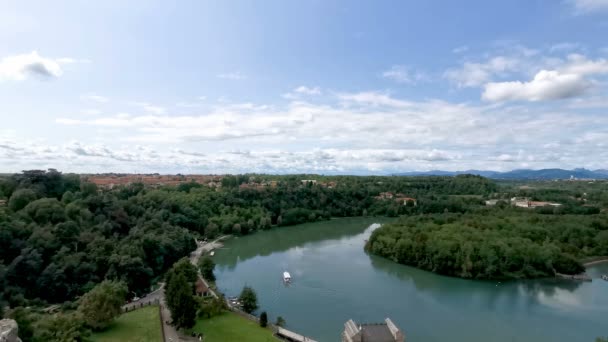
583;257;608;267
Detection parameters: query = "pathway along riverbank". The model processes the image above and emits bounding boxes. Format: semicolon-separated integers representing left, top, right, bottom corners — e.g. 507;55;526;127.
583;257;608;267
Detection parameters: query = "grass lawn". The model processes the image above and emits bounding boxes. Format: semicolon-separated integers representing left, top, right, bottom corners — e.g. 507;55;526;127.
192;311;278;342
90;305;162;342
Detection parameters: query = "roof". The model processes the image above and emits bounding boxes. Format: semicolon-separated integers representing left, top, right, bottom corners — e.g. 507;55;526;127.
195;280;208;293
360;323;395;342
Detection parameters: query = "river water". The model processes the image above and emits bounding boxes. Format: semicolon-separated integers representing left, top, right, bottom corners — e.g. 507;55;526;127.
213;217;608;341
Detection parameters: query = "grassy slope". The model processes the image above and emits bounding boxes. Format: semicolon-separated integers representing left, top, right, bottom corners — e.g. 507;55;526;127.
90;306;162;342
192;311;278;342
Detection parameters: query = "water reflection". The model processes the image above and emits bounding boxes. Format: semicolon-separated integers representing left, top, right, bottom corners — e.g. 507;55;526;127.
216;217;393;270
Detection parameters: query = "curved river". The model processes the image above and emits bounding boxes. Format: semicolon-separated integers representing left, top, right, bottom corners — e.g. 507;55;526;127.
213;218;608;341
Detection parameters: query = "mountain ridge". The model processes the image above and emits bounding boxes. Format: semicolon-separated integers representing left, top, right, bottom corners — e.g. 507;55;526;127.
393;168;608;179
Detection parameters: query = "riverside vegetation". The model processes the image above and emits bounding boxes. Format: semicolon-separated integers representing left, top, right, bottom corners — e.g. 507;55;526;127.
0;169;606;340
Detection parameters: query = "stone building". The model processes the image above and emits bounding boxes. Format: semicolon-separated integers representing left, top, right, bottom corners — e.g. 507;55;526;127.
342;318;405;342
0;319;21;342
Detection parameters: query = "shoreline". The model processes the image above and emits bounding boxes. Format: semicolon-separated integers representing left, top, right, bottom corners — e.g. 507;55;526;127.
583;258;608;267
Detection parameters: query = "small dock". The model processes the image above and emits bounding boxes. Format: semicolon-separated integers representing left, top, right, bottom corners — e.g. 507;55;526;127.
276;327;317;342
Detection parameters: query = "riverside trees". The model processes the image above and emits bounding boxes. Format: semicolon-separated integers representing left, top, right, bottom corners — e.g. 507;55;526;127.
366;209;607;279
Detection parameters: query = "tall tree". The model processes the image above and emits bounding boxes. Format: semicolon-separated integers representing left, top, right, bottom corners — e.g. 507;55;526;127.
78;280;128;330
239;286;258;314
166;272;197;329
259;311;268;327
198;256;216;282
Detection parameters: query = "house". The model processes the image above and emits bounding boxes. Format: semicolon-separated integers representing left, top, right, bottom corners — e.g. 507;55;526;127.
0;199;6;207
342;318;405;342
511;197;531;208
195;278;210;297
394;197;416;206
301;179;317;185
375;192;394;200
510;197;562;208
528;201;562;208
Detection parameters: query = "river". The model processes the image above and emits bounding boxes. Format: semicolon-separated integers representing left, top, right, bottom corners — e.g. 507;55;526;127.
212;217;608;341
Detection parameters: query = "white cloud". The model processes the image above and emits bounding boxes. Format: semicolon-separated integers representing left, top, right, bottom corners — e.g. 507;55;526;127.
481;54;608;102
444;56;519;87
381;65;428;84
129;102;166;115
561;54;608;75
217;71;247;80
294;86;321;95
81;109;102;116
570;0;608;13
482;70;592;102
452;45;469;54
0;51;64;81
382;65;410;83
81;94;109;103
549;42;581;53
283;86;321;99
27;91;608;173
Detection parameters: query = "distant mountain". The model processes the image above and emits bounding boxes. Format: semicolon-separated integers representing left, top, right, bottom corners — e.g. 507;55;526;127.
393;168;608;180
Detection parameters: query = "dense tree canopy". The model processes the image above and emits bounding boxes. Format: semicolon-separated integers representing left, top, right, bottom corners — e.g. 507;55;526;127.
366;208;607;279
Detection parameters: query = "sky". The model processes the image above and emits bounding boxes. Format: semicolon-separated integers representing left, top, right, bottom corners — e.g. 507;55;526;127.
1;0;608;174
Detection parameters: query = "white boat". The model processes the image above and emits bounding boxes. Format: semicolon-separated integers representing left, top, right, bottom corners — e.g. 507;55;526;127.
210;251;215;256
283;271;291;283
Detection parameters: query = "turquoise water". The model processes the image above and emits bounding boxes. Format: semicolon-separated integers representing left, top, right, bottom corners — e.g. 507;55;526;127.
213;218;608;341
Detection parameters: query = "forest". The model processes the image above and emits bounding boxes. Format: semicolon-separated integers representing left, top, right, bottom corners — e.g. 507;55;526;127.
366;208;608;279
0;170;496;311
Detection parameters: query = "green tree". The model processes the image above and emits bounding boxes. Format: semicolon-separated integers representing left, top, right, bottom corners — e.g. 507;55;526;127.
6;307;36;341
33;312;89;342
8;188;37;211
239;286;258;314
275;316;286;327
78;280;128;330
166;272;197;329
259;311;268;327
199;256;216;282
166;257;198;285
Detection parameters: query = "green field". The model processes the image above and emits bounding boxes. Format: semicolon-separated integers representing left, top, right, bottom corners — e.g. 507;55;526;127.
90;306;163;342
192;311;278;342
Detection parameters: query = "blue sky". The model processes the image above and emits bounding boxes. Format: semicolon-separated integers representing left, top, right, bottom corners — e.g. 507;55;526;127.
1;0;608;174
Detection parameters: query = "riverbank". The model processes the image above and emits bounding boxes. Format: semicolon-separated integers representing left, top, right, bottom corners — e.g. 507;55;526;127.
583;257;608;267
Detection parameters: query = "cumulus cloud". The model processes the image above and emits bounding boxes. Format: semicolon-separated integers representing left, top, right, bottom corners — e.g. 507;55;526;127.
482;70;592;102
217;71;247;80
0;51;68;81
481;55;608;102
444;56;519;87
570;0;608;13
